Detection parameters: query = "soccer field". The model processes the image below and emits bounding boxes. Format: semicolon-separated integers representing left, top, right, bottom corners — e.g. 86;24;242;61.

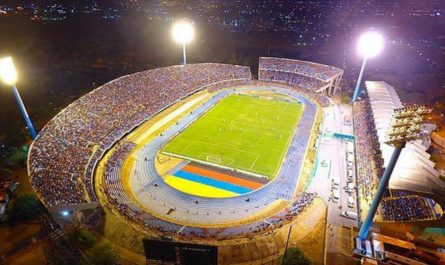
162;94;303;178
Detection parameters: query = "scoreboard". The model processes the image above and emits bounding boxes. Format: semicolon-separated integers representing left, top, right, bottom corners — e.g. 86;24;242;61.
143;239;218;265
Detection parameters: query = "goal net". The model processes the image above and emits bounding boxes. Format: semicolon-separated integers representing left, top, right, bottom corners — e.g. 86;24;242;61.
157;155;171;164
206;156;222;165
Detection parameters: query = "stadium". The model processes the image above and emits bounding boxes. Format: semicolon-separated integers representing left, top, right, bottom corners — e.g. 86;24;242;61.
25;56;445;264
25;58;342;259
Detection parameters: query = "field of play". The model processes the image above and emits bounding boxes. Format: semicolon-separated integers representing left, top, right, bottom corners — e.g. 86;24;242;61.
162;93;303;178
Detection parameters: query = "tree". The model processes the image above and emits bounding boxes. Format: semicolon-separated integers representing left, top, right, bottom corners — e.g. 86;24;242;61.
8;194;44;223
339;91;350;104
73;227;97;249
85;243;120;265
281;247;311;265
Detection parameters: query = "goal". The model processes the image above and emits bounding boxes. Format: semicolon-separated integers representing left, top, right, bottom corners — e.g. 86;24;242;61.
206;156;222;165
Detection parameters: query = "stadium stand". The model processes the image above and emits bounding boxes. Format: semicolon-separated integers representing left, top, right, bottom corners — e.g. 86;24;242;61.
258;57;343;95
354;81;444;222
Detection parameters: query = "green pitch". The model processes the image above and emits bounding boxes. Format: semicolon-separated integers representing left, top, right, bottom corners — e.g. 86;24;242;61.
163;94;303;178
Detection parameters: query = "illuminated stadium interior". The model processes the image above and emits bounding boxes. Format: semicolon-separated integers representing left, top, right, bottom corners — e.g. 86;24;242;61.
28;60;332;231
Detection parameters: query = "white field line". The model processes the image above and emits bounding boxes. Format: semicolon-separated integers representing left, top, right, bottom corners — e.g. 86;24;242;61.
133;94;207;143
162;151;267;180
250;153;260;170
181;139;195;154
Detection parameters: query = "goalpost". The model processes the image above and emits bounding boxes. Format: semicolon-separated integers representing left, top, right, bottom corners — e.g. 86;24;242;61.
206;155;222;165
157;154;171;164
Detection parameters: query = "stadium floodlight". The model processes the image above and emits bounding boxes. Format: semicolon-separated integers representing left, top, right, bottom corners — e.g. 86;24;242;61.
352;31;384;102
171;21;194;66
357;31;384;59
357;106;431;240
0;57;18;85
0;57;37;139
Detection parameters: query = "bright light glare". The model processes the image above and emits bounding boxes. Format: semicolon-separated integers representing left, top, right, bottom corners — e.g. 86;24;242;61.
61;210;69;217
171;21;194;45
357;31;384;58
0;57;17;85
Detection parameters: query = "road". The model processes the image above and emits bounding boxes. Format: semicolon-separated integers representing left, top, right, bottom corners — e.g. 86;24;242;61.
306;103;360;264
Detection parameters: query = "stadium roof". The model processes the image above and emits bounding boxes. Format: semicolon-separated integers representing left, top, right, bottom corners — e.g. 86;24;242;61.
365;81;445;202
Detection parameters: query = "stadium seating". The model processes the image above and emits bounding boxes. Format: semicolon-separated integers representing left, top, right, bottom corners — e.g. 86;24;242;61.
259;57;343;82
259;57;343;94
353;93;439;222
29;64;252;207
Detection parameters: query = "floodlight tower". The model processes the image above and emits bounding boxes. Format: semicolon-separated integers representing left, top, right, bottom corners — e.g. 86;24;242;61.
171;21;195;66
0;57;37;139
352;31;384;102
357;106;431;240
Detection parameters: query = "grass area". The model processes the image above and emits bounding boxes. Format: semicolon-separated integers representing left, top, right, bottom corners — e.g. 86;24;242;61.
163;94;303;178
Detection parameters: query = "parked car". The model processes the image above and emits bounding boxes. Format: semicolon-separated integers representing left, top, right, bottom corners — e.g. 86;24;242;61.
341;211;358;221
348;196;355;208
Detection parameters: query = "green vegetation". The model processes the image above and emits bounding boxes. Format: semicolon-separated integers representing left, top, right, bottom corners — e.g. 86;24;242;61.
339;91;351;104
163;94;302;178
73;227;97;249
0;145;29;169
69;227;119;265
281;247;312;265
82;243;120;265
7;194;44;223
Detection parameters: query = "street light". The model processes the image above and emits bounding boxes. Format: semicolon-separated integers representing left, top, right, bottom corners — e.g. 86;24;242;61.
352;31;384;102
171;21;194;66
0;57;37;139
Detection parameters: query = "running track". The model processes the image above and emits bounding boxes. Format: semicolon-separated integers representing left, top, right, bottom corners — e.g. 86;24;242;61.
130;86;317;226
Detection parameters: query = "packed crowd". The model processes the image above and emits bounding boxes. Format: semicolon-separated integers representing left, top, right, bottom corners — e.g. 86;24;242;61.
176;193;315;240
259;57;343;82
354;97;438;222
259;70;328;92
222;192;316;239
353;99;384;204
381;196;436;221
179;192;316;240
29;63;252;207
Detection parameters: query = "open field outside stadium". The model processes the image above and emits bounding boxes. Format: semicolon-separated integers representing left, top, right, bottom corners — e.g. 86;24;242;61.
162;93;303;178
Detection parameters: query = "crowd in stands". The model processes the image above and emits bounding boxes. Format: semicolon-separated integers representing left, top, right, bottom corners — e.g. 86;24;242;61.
353;99;384;204
178;193;315;240
29;63;252;207
354;96;438;222
259;70;328;92
28;60;326;239
259;57;343;82
381;196;435;221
